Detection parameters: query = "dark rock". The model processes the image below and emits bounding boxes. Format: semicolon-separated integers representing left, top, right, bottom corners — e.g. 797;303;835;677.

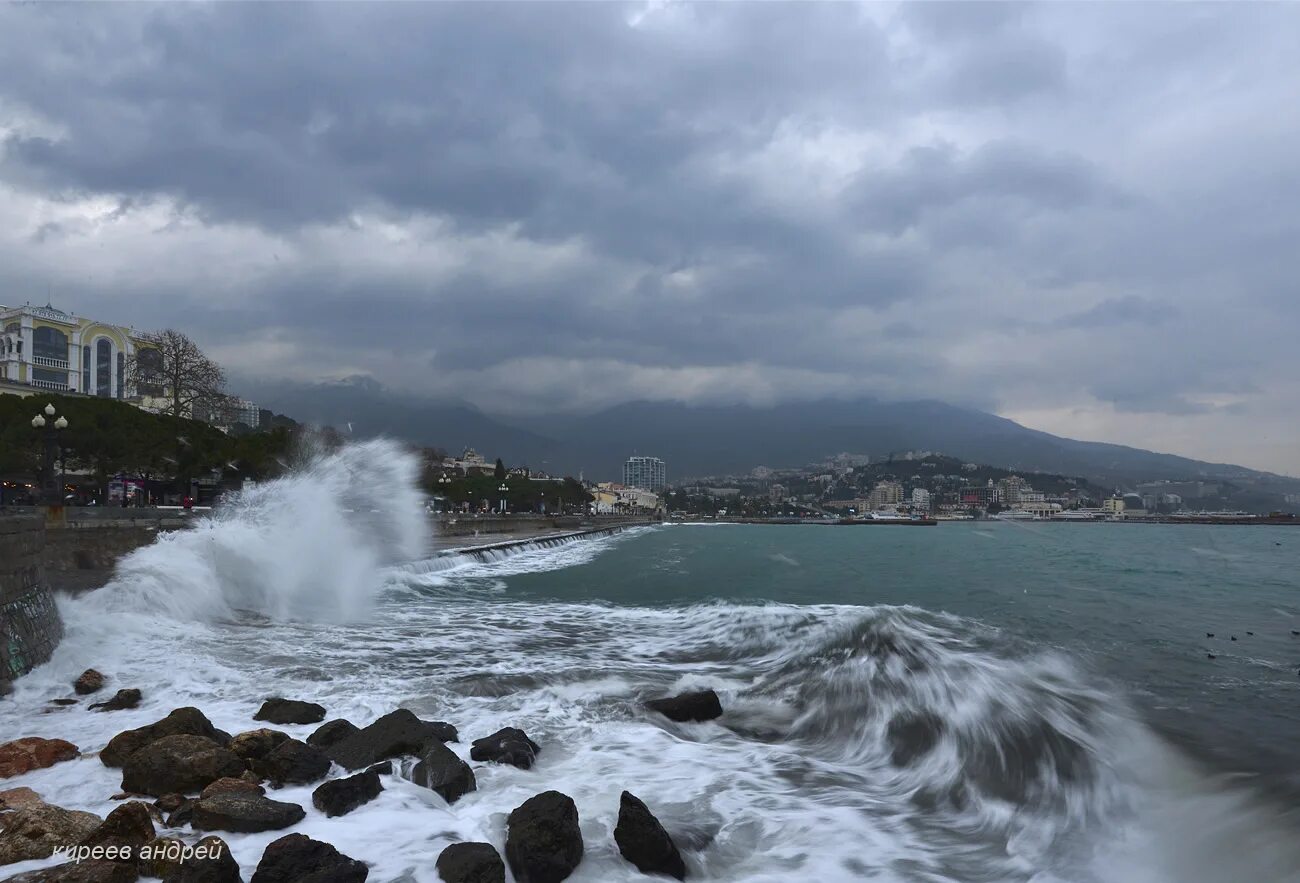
249;833;367;883
470;728;539;770
120;735;246;797
201;778;265;799
325;709;454;771
886;711;945;766
191;793;305;834
435;842;505;883
505;791;583;883
165;800;196;829
422;720;459;743
162;835;241;883
102;709;229;768
79;801;156;853
0;737;79;778
311;770;383;818
613;792;685;880
254;699;326;726
155;795;188;816
410;742;475;805
0;803;103;864
138;836;186;878
645;690;723;723
363;762;392;777
91;689;143;713
5;860;139;882
305;720;358;751
50;698;79;707
253;740;330;787
74;670;106;695
228;730;290;762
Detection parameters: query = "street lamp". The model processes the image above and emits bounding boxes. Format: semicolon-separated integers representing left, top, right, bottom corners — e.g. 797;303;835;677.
32;403;69;506
498;482;509;514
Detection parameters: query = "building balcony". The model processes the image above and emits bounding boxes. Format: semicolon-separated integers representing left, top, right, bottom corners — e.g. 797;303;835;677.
31;379;69;391
33;355;70;369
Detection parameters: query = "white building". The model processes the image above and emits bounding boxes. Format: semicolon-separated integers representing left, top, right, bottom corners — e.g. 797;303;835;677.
623;456;666;492
1;302;160;399
910;488;931;510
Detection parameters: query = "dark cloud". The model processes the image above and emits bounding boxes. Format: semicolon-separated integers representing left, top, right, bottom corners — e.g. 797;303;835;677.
1;2;1298;472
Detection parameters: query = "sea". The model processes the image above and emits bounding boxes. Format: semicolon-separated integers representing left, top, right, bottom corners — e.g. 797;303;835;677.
3;440;1299;883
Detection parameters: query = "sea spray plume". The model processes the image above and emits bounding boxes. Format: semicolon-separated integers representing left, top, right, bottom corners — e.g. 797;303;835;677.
81;438;428;623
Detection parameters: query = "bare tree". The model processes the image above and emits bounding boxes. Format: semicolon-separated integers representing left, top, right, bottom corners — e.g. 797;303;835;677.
126;329;228;420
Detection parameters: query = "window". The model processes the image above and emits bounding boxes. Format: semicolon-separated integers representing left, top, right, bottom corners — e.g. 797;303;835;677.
96;338;112;397
116;352;125;399
33;326;69;363
82;345;90;392
136;346;165;396
33;368;68;386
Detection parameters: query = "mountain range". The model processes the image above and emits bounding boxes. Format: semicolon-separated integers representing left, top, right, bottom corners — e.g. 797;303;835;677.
245;379;1300;506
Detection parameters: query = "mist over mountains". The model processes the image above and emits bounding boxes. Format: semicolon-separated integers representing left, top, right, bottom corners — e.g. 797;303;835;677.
246;379;1300;502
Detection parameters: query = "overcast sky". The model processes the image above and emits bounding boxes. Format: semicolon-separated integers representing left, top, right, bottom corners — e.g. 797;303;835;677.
1;3;1297;474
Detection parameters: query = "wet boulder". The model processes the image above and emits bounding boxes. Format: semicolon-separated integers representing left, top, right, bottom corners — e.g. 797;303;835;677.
470;728;539;770
102;708;228;768
253;739;330;787
0;787;43;810
74;670;106;695
325;709;455;771
645;690;722;723
0;803;103;864
164;800;196;829
505;791;583;883
254;699;326;726
120;735;246;797
91;690;143;713
410;742;475;805
886;711;945;767
436;842;505;883
305;720;358;751
200;777;265;799
613;792;685;880
311;769;383;818
0;737;79;778
154;794;187;815
138;836;186;878
79;801;156;854
4;860;139;882
228;729;290;762
191;793;305;834
249;833;367;883
160;835;241;883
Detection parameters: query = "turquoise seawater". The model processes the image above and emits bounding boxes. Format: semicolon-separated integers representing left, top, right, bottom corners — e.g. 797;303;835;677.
501;522;1300;781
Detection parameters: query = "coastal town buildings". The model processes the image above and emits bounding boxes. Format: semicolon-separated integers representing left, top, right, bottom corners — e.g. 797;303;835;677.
623;455;666;492
592;482;660;513
867;480;904;509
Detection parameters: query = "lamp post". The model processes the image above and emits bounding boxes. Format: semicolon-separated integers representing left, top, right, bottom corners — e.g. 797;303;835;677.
31;403;69;507
498;482;509;515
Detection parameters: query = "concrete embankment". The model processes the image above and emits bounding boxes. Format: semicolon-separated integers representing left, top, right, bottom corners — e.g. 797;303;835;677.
0;513;63;690
436;519;657;559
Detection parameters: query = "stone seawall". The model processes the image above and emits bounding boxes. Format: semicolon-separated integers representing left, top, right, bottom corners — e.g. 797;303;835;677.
0;514;63;692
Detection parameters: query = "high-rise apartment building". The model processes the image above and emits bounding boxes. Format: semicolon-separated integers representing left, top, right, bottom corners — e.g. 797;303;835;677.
623;456;666;491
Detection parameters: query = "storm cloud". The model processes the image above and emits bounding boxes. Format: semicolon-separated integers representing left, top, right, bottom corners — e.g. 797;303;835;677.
1;2;1297;473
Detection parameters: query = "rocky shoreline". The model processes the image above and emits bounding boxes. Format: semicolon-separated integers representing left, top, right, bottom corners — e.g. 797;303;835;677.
1;670;723;882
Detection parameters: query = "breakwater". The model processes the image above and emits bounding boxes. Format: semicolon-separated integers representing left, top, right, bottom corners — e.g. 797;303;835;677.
0;513;62;691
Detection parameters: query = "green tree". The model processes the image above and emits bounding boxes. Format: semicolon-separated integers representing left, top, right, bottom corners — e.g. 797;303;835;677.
494;457;506;480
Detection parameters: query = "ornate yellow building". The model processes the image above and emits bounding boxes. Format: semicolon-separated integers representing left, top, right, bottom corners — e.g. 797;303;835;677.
0;302;158;399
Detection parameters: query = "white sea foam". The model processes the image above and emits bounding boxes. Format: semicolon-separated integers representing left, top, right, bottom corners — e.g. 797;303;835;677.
3;444;1298;883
